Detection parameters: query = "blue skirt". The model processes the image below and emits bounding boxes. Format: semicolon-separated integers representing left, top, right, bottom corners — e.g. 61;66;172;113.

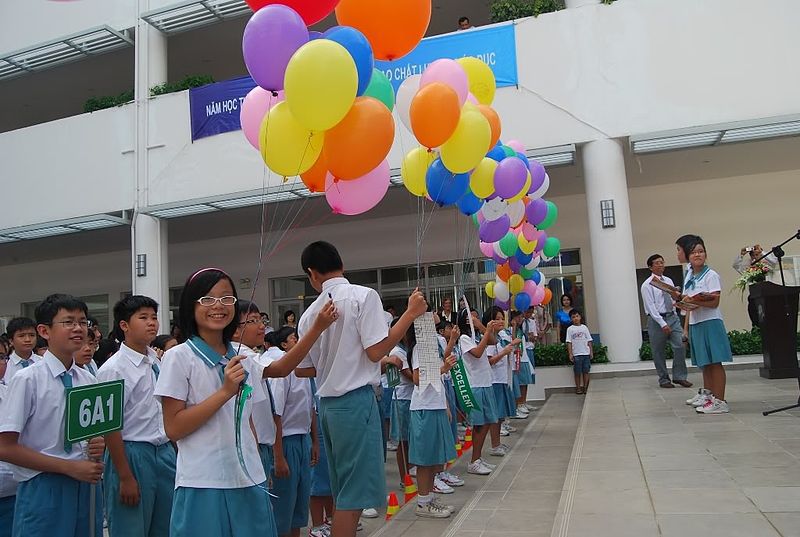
270;434;311;535
512;370;522;399
409;410;458;467
689;318;733;368
492;383;517;419
443;379;459;445
170;484;276;537
468;386;499;426
517;362;534;385
390;399;411;442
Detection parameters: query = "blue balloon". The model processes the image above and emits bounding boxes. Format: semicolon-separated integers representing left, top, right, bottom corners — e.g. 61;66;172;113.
531;269;542;285
486;144;505;162
426;159;469;207
309;30;324;40
515;250;533;266
456;190;482;216
514;292;532;312
515;151;530;168
325;26;374;96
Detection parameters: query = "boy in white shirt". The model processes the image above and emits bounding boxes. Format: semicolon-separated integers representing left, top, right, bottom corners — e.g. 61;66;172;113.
98;295;176;537
0;376;16;536
0;294;105;536
565;310;593;394
296;241;428;537
3;318;39;383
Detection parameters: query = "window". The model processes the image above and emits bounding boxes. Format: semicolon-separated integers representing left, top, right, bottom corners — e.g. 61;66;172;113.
22;294;110;336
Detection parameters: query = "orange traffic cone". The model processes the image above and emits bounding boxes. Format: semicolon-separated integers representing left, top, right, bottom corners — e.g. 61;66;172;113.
403;474;417;503
464;427;473;450
455;442;462;458
385;492;400;520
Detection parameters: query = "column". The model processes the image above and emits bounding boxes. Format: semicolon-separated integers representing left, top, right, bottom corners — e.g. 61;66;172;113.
133;215;171;331
582;138;641;362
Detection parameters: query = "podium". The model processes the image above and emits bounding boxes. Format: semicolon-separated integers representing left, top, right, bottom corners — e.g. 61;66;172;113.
750;281;800;379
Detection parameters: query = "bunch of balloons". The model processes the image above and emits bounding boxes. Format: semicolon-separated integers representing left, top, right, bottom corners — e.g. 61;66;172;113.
398;58;560;312
239;0;432;215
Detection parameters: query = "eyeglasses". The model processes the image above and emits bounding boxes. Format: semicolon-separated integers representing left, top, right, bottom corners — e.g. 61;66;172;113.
196;296;237;307
51;320;89;329
238;319;267;326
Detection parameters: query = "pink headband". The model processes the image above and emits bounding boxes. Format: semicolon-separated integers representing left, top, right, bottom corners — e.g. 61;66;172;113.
188;267;230;283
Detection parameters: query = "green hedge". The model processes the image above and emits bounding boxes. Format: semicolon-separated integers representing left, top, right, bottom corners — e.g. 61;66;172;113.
490;0;614;22
84;90;134;113
84;74;214;113
535;343;609;367
639;328;800;360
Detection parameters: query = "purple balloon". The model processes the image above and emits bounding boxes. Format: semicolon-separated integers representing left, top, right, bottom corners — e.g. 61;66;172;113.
528;159;546;190
508;257;521;273
494;299;510;310
309;30;324;40
534;231;548;252
526;198;548;225
243;5;309;92
491;253;507;265
479;214;511;243
494;157;529;199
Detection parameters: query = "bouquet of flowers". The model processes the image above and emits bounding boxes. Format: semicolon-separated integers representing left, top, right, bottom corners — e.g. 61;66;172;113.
732;262;771;300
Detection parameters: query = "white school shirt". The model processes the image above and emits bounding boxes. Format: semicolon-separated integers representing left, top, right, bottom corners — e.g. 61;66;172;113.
0;352;96;482
3;352;40;383
566;325;593;356
0;383;17;498
683;267;724;325
458;334;492;388
436;335;452;382
640;274;678;329
96;343;168;445
297;277;389;398
410;368;446;411
154;342;266;489
391;346;414;401
269;354;313;437
521;318;537;355
248;345;277;447
492;330;511;384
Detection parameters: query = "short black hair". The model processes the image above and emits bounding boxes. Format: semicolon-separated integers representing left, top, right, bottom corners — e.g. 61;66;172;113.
457;309;473;337
482;306;503;326
94;338;119;368
34;336;48;351
436;320;452;332
6;317;36;339
151;334;176;351
178;269;239;345
272;326;297;349
238;300;261;319
458;16;470;24
301;241;344;276
508;310;523;322
34;294;89;326
569;309;582;318
265;331;279;347
113;295;159;342
646;254;664;268
678;235;705;262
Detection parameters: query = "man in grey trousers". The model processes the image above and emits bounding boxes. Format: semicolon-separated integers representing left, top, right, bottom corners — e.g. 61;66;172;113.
640;254;693;389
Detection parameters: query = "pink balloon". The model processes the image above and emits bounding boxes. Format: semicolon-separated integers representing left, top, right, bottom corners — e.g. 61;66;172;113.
521;222;538;241
325;160;390;215
241;87;284;150
466;92;478;104
530;285;546;305
420;59;468;105
523;280;538;297
506;139;525;153
479;241;494;258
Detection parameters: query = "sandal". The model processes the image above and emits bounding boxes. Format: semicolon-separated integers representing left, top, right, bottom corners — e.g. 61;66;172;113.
575;387;583;394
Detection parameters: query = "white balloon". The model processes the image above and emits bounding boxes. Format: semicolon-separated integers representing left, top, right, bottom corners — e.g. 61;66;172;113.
525;256;541;270
529;173;550;200
481;197;507;221
494;281;510;302
395;74;421;133
506;199;526;227
492;240;508;259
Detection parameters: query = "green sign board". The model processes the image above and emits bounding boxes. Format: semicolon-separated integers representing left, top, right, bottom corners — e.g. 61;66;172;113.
385;364;400;388
65;380;124;443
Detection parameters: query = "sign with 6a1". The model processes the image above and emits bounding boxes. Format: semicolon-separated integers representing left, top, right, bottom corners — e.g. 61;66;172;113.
65;380;124;443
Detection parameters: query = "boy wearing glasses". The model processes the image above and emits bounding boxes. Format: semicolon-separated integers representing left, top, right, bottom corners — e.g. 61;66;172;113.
3;318;39;383
0;294;106;536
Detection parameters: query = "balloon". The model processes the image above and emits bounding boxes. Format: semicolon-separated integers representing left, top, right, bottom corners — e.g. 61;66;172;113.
519;267;533;279
506;199;526;227
335;0;431;61
241;87;284;150
526;256;541;270
300;154;328;192
520;222;537;242
494;157;529;199
498;232;518;257
529;159;546;186
410;83;460;148
486;143;506;162
485;281;495;299
506;139;525;153
420;59;468;105
518;233;536;254
509;274;524;295
530;172;550;199
469;158;497;199
508;257;521;273
507;174;530;204
457;190;483;216
494;281;510;302
477;105;501;151
395;74;421;132
260;101;323;176
495;299;510;310
482;197;507;222
466;93;478;104
542;236;561;258
492;241;507;260
425;159;469;206
496;263;512;283
401;147;435;197
538;201;559;230
530;285;545;306
456;57;496;105
324;26;374;96
515;249;533;266
440;109;491;174
542;288;553;306
284;40;358;131
502;145;516;158
530;270;542;285
363;69;394;110
534;231;548;253
325;160;390;215
242;5;309;92
523;280;538;296
525;199;547;226
492;253;507;265
309;30;324;40
245;0;339;25
514;152;530;170
514;292;531;312
478;215;510;243
323;96;394;180
479;241;494;258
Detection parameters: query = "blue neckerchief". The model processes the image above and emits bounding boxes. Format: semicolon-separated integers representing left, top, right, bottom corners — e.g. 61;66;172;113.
684;265;710;291
187;336;239;383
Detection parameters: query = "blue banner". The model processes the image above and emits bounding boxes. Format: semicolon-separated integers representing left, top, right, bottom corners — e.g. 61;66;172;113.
189;76;256;141
375;24;517;92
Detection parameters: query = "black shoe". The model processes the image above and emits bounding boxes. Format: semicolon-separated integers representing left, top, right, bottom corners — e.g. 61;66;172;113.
660;382;675;388
673;379;693;388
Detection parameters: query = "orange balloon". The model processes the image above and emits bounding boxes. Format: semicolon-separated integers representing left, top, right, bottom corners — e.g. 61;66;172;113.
323;97;395;180
478;104;501;150
410;83;460;149
496;263;512;282
542;287;553;305
335;0;431;61
300;154;328;193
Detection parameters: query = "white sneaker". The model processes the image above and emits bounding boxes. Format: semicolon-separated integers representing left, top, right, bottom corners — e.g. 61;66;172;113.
479;458;497;470
692;393;713;408
386;440;398;451
415;501;451;518
500;443;511;453
686;388;711;406
467;460;492;475
696;397;730;414
500;426;510;437
431;497;456;514
525;403;535;411
356;521;364;532
309;525;330;537
503;423;517;433
438;471;464;487
433;476;454;494
489;446;506;457
408;466;417;477
361;508;379;519
512;407;529;419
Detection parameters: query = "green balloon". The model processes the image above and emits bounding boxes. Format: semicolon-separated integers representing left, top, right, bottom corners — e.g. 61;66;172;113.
538;201;559;230
543;236;561;258
363;69;395;111
471;213;480;227
499;232;518;257
519;267;534;279
501;145;516;158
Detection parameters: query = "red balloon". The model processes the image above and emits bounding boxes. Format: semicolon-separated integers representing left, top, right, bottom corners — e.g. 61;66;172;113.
245;0;340;25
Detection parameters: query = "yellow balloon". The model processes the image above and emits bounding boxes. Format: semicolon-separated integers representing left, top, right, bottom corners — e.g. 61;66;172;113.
470;158;497;199
260;102;324;177
485;281;495;299
518;233;536;254
440;109;491;174
285;40;358;132
457;57;496;105
509;274;524;295
507;173;531;204
401;147;435;197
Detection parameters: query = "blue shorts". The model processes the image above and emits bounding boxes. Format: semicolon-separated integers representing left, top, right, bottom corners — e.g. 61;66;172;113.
258;444;273;482
311;418;331;497
381;387;394;418
573;355;591;374
689;318;733;368
319;385;386;510
443;379;458;444
270;434;311;534
409;410;457;467
0;495;14;537
104;441;176;537
389;399;411;442
13;473;103;537
170;484;276;537
468;386;499;426
492;383;517;419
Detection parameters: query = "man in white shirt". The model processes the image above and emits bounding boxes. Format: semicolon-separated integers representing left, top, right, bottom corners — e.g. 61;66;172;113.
640;254;692;389
733;244;778;328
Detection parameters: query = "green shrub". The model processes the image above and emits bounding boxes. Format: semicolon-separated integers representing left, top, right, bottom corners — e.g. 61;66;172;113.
150;74;215;96
490;0;564;22
639;328;800;359
535;342;609;367
83;90;134;113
